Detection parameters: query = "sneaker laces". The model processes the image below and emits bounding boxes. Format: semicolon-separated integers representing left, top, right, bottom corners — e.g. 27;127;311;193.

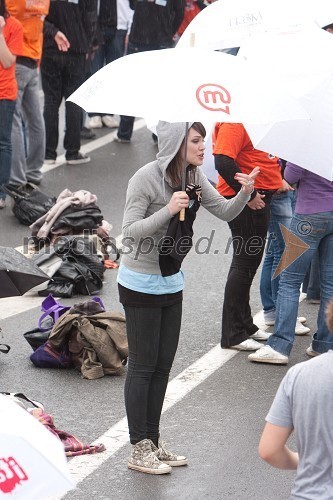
156;440;176;460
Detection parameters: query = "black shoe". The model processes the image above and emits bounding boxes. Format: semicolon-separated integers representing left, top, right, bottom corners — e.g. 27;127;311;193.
26;179;42;186
114;136;131;143
81;126;96;140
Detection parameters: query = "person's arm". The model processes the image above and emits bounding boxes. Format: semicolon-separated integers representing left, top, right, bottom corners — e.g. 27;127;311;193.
0;17;16;68
259;423;299;470
200;167;259;221
122;171;188;240
214;154;265;209
259;368;299;471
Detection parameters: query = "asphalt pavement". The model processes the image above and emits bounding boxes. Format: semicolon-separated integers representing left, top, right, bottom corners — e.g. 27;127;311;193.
0;120;320;500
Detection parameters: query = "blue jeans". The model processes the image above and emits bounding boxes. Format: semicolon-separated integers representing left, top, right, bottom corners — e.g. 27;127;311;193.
260;191;296;316
302;249;321;299
0;99;16;199
267;212;333;356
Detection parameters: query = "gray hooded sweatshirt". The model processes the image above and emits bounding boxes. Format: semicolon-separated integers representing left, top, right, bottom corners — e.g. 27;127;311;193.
121;121;250;275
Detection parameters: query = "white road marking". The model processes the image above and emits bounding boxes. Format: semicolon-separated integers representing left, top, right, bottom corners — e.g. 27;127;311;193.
41;118;146;173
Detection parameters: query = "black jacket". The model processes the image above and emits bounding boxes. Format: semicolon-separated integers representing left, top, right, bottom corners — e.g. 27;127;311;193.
43;0;98;54
129;0;185;47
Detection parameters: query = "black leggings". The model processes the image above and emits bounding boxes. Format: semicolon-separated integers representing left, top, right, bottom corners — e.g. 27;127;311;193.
124;302;182;445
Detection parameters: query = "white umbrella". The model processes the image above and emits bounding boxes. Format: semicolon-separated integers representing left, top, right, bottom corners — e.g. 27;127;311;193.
0;395;75;499
177;0;333;50
68;47;309;125
240;26;333;180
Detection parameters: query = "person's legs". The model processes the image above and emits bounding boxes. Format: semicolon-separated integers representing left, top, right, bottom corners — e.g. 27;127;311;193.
63;53;86;160
21;68;45;184
260;191;294;322
146;302;182;446
124;302;181;445
221;204;269;347
312;226;333;353
305;249;321;301
9;63;29;185
88;42;105;126
0;99;16;201
41;53;63;161
267;213;325;356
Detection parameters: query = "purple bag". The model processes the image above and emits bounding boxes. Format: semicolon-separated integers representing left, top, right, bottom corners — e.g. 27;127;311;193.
38;294;71;331
30;340;72;369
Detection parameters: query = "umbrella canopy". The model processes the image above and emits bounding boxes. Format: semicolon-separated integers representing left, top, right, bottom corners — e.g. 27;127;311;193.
177;0;333;50
0;395;75;499
68;47;309;125
240;26;333;180
0;247;50;298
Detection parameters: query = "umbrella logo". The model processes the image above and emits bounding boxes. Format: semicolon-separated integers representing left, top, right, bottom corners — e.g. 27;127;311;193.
228;11;264;29
196;84;231;114
0;457;28;493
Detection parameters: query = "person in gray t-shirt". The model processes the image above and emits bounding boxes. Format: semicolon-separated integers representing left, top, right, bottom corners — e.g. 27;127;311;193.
258;332;333;498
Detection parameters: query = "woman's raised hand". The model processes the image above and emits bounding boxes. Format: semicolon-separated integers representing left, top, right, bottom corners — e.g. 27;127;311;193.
167;191;189;216
234;166;261;195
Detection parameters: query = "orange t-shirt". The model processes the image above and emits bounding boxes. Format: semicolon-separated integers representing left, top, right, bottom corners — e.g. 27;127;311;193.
0;16;23;101
6;0;50;60
213;123;282;196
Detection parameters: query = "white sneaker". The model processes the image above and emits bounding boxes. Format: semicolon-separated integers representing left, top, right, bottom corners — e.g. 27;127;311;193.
248;345;289;364
250;329;271;341
265;316;307;327
306;346;320;357
295;320;311;336
102;115;118;128
228;338;263;351
88;116;103;129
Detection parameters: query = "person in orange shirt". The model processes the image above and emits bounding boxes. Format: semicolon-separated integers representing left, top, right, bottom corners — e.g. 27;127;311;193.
6;0;50;188
0;0;23;208
213;122;282;351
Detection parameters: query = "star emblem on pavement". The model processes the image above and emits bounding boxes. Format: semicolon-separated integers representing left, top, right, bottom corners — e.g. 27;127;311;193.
272;224;310;279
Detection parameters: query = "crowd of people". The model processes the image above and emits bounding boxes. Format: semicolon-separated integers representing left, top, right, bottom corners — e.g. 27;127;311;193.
1;0;333;496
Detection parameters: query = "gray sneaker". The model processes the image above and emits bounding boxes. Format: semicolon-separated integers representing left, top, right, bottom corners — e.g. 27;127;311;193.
152;440;188;467
128;439;172;475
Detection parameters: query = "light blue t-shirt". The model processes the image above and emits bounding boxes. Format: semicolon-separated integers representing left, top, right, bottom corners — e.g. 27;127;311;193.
266;352;333;499
117;262;184;295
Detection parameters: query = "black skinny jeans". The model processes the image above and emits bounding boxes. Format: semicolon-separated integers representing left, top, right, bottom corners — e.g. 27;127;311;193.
124;302;182;445
221;203;270;347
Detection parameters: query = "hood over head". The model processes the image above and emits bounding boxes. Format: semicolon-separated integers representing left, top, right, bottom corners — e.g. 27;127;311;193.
156;121;193;179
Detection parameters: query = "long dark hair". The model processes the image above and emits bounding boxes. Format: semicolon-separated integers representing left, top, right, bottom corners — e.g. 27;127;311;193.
0;0;9;18
167;122;206;187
